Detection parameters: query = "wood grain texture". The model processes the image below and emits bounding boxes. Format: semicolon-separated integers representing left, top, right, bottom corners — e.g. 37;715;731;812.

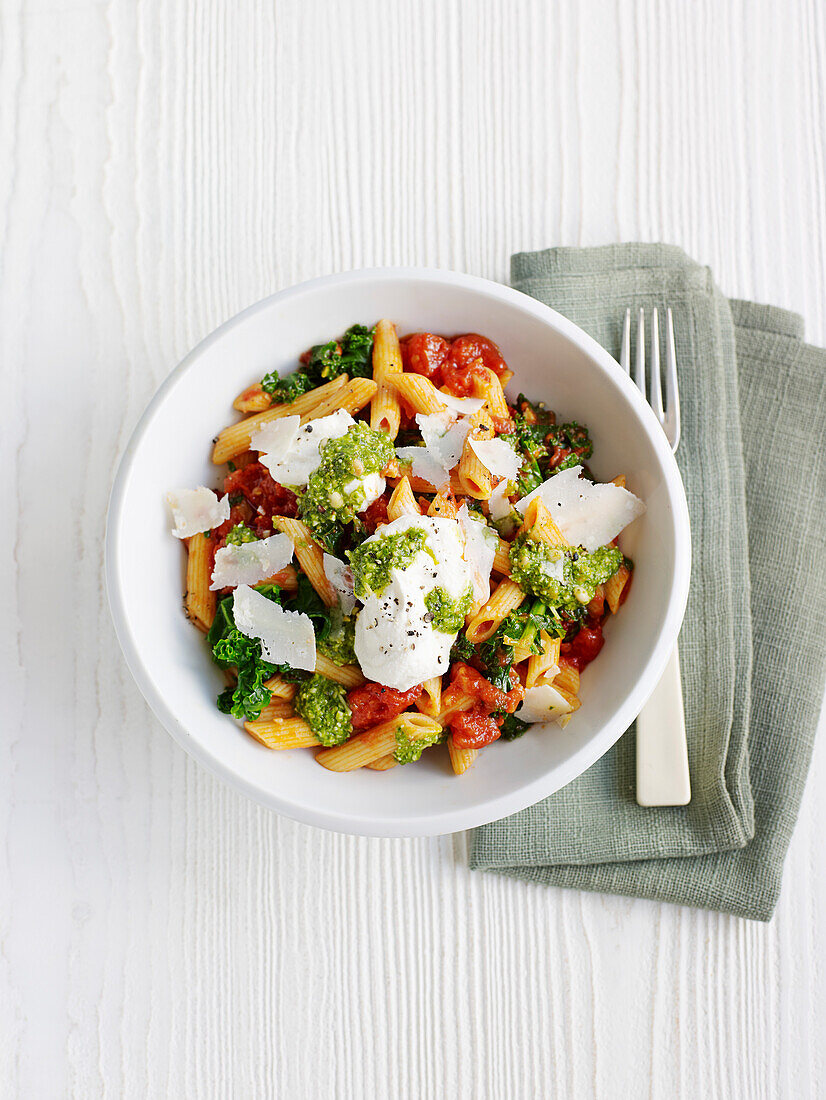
2;0;825;1096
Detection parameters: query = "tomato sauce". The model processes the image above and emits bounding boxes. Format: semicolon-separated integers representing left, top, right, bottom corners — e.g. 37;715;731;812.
223;462;299;522
400;332;450;387
441;334;508;397
561;618;605;672
450;709;501;749
359;494;389;534
347;682;424;731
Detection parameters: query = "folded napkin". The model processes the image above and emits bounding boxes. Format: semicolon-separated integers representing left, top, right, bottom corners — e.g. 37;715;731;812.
469;244;826;921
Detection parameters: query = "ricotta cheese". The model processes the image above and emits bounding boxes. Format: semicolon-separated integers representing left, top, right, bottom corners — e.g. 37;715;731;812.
166;486;230;539
515;466;645;552
353;514;471;690
232;584;316;671
210;532;294;590
253;409;355;487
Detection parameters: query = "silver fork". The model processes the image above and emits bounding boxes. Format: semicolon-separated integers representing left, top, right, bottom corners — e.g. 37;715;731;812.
620;307;691;806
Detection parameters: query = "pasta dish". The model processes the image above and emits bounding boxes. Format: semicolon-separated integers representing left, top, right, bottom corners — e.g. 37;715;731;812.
166;322;645;775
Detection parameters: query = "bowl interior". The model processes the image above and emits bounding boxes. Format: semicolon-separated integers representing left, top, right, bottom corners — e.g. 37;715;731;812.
108;270;689;836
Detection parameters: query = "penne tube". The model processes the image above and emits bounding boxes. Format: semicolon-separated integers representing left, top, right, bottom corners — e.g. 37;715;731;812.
257;699;297;722
385;372;447;416
370;319;403;439
465;578;525;644
526;632;561;689
212;376;348;464
387;476;421;520
301;376;377;424
244;717;321;750
498;369;514;388
457;407;495;499
273;516;337;606
553;660;580;695
612;474;626;488
604;563;631;614
316;712;442;772
262;674;298;700
471;367;510;422
366;754;399;771
314;654;365;689
554;684;581;712
447;736;478;776
416;676;443;718
233;382;272;413
387;469;465;494
184;533;216;631
522;497;569;548
262;565;298;592
492;538;512;576
427;490;458;520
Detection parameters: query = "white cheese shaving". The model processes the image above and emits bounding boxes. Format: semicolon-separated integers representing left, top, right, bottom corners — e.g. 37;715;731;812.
210;532;294;590
253;409;355;487
166;487;230;539
488;479;514;522
432;390;485;415
232;584;316;671
515;466;646;552
517;684;574;724
323;553;356;615
395;413;472;488
468;437;523;482
248;415;300;466
457;504;497;604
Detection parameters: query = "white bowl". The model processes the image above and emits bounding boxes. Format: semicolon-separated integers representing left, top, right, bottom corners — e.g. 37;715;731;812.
106;268;690;837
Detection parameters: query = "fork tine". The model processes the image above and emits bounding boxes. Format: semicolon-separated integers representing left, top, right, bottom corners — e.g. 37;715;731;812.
634;308;645;394
620;308;631;372
649;307;664;421
664;307;681;450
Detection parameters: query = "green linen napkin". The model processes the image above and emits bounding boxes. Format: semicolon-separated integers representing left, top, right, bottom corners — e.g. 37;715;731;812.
469;244;826;921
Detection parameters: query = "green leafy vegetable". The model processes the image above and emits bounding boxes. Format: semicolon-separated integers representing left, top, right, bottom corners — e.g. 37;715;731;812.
260;371;316;403
498;712;530;740
260;324;376;404
208;588;283;721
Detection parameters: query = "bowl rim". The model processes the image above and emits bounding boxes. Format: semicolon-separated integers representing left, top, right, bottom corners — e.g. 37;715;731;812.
106;266;691;836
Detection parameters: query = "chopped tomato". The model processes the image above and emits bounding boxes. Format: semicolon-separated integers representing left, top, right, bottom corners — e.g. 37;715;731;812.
444;662;523;716
359;494;389;534
442;334;508;397
347;682;424;731
223;461;299;521
449;708;501;749
400;332;450;387
561;619;605;672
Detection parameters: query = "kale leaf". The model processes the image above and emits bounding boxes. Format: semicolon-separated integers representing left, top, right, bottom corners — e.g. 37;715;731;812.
208;588;282;721
260;370;316;403
498;713;530;741
260;324;375;404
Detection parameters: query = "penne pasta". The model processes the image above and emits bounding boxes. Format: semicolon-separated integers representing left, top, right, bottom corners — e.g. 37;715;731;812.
428;490;458;520
553;660;580;695
526;632;561;689
498;369;514;388
370;319;403;439
366;754;399;771
492;537;512;576
447;736;478;776
604;563;631;614
457;407;496;499
257;699;297;722
522;497;569;547
212;376;348;463
416;676;443;718
315;654;365;688
244;717;321;750
262;674;297;700
273;516;337;607
385;372;447;416
316;712;442;772
387;476;421;520
233;382;272;413
301;376;377;424
184;533;216;631
264;565;298;592
464;578;525;644
612;474;626;488
471;367;510;422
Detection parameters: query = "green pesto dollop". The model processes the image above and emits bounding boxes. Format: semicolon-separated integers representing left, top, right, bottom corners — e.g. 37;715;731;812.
348;527;429;599
316;607;357;666
424;585;472;633
508;534;623;612
299;422;394;552
294;674;353;747
393;723;445;765
225;523;257;545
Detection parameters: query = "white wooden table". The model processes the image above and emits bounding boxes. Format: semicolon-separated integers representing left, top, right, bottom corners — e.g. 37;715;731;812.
3;1;825;1096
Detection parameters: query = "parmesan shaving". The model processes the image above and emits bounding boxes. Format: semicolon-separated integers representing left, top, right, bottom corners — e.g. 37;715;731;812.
457;504;497;604
517;684;573;724
210;532;294;591
254;409;355;487
232;584;316;671
323;553;357;615
433;390;485;415
468;437;522;482
166;487;230;539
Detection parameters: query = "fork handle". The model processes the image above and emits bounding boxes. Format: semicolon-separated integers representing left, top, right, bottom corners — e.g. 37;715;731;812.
635;643;691;806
